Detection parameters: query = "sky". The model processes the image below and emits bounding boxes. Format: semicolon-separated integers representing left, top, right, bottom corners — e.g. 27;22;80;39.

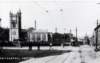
0;0;100;38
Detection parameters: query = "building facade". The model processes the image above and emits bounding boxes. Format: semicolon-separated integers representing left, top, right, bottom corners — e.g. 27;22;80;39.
9;10;22;41
28;28;49;42
94;24;100;49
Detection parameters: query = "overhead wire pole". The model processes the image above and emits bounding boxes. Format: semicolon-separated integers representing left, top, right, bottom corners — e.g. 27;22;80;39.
76;27;77;43
76;27;78;46
70;28;72;45
63;28;66;47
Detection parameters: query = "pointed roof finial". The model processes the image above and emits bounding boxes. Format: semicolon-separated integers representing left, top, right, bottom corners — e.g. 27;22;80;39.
19;8;21;12
70;28;72;33
97;18;99;26
55;27;58;33
34;20;37;30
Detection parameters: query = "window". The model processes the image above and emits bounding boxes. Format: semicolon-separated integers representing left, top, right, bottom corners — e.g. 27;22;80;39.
12;17;16;20
12;21;16;28
13;31;16;35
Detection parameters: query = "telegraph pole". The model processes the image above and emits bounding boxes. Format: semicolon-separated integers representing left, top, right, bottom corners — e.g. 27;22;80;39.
76;27;78;42
63;28;66;48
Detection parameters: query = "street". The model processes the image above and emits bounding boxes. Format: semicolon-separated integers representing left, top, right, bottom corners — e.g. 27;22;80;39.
20;45;100;63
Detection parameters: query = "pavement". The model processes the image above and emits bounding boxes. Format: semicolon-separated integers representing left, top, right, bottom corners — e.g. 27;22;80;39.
19;45;100;63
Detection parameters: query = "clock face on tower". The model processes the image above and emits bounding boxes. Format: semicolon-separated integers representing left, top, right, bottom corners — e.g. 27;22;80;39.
12;17;16;21
11;17;17;28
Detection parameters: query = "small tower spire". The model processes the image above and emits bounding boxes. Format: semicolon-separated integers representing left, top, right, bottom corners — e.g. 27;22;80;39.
76;27;78;42
34;20;36;30
70;28;72;33
97;19;99;27
97;19;99;26
55;27;58;33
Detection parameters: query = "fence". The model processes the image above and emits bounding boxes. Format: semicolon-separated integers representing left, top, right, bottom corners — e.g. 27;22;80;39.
0;57;29;63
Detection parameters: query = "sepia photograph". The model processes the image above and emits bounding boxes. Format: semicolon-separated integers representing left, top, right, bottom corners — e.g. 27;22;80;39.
0;0;100;63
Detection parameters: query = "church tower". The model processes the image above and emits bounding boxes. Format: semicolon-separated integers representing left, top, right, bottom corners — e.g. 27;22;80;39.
9;10;22;41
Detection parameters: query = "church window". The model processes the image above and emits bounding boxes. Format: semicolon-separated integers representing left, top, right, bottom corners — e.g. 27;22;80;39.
12;21;16;28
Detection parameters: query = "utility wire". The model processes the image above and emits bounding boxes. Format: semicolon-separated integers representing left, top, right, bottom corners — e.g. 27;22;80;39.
33;1;49;13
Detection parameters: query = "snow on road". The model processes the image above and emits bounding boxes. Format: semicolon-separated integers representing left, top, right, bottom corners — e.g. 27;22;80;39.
80;45;100;63
20;45;100;63
63;51;81;63
46;52;73;63
20;56;57;63
20;46;80;63
79;45;96;63
20;52;80;63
